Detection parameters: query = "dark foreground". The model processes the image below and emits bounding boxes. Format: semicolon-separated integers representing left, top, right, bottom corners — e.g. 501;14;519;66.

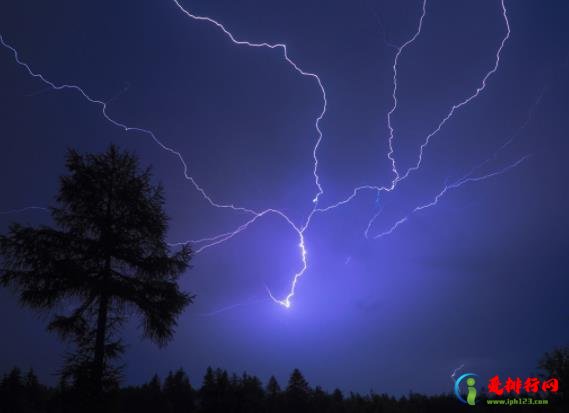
0;366;566;413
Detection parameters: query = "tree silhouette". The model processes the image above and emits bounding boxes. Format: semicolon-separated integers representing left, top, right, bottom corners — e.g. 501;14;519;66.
141;374;165;412
0;368;24;413
164;368;195;412
23;369;45;413
266;375;282;413
539;345;569;400
0;145;192;400
1;363;567;413
286;368;311;413
199;367;218;413
238;373;264;412
330;389;345;413
266;375;281;396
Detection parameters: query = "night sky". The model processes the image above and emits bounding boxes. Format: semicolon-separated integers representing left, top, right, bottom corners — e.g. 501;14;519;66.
1;0;569;396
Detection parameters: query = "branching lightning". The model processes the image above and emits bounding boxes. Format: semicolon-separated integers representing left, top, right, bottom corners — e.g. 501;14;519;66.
0;0;529;311
371;155;530;240
0;206;48;215
398;0;511;182
0;33;258;216
362;0;511;238
170;0;328;204
386;0;427;182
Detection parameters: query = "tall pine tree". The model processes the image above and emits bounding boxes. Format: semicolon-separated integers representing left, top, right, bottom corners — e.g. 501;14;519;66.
0;145;193;399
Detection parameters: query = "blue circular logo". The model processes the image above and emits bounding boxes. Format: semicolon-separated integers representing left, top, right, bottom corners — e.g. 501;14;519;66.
454;373;479;405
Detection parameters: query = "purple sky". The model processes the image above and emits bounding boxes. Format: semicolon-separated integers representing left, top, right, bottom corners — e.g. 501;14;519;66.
1;0;568;395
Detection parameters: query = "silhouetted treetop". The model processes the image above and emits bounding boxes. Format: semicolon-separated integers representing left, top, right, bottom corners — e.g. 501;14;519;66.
286;368;310;395
267;375;281;396
540;346;569;396
0;145;193;400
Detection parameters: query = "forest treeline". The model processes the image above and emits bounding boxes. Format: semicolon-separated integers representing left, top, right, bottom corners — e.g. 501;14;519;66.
0;365;566;413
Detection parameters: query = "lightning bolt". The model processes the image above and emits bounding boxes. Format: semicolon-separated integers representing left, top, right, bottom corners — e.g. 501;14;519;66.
451;364;465;382
366;79;545;240
362;0;510;237
371;156;531;240
386;0;427;182
466;84;546;179
170;0;328;204
396;0;511;182
198;297;270;317
0;0;527;311
0;26;314;308
0;33;258;216
0;206;48;215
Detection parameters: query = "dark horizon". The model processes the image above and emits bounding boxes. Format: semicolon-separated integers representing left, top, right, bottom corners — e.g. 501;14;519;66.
1;0;569;397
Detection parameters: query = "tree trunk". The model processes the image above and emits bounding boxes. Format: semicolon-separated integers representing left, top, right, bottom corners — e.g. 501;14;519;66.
93;255;110;396
94;164;114;396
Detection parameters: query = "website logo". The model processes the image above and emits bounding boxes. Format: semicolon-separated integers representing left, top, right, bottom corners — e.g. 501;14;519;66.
454;373;479;405
454;373;559;406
